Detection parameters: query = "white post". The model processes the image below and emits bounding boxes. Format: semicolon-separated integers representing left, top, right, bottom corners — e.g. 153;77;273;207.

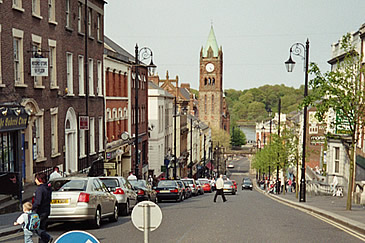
144;203;149;243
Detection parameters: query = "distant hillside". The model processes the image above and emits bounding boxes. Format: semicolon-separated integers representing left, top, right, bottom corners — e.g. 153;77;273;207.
224;84;305;125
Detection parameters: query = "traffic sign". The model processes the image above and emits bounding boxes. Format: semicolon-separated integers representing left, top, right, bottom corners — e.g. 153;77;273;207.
131;201;162;232
55;230;99;243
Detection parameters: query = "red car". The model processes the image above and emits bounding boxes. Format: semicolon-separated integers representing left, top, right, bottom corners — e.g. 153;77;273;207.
232;180;238;192
198;179;212;193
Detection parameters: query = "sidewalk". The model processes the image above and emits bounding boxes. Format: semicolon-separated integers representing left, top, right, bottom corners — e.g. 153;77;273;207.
260;186;365;235
0;183;38;238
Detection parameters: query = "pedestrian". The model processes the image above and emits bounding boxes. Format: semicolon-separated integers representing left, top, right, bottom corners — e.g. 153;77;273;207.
14;202;39;243
148;175;153;186
213;174;227;203
33;173;53;243
127;171;137;181
49;167;62;181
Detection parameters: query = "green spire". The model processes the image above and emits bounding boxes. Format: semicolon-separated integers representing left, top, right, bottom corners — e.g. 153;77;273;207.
203;25;219;57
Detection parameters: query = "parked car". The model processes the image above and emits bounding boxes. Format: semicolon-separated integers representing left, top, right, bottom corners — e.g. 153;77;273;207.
195;180;205;195
242;178;253;190
198;179;212;193
129;180;157;203
231;180;238;192
181;180;193;198
176;180;189;200
99;176;137;216
223;180;236;195
181;178;198;196
155;180;183;202
227;164;234;168
48;177;118;229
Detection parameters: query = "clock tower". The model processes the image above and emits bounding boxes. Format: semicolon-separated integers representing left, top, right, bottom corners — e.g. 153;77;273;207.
199;25;224;130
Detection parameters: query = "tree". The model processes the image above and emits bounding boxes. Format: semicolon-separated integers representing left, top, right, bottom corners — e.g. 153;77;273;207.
304;34;365;210
231;127;246;146
211;127;231;149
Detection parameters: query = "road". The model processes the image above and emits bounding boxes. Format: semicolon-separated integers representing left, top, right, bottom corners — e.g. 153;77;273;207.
3;156;364;243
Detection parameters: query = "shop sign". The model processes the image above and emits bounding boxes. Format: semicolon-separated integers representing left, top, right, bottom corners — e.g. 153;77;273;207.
0;113;28;132
79;116;89;130
31;58;48;77
310;136;326;145
104;163;115;169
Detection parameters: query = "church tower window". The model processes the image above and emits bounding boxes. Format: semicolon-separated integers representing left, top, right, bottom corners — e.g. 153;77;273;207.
211;95;214;113
212;78;215;85
204;95;207;113
204;78;207;86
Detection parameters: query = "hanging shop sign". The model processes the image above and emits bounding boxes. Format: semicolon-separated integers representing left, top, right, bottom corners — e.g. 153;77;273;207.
310;135;326;145
31;58;48;77
79;116;89;130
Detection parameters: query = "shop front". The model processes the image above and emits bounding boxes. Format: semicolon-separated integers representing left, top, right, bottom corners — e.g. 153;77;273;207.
0;104;29;201
105;141;130;177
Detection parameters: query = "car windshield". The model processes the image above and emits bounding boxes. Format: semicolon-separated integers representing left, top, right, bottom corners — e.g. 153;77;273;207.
158;181;176;187
130;180;147;188
244;181;252;184
99;178;120;189
224;181;233;185
51;179;87;192
199;180;209;184
183;181;190;186
182;179;193;184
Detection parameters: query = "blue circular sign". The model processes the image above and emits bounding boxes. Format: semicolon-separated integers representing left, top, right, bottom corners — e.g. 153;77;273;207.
55;230;99;243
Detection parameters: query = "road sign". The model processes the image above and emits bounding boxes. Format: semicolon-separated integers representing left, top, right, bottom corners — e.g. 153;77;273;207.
131;201;162;243
55;230;99;243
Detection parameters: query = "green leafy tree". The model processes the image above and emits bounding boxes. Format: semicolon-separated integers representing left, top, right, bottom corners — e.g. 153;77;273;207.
303;33;365;210
231;127;246;146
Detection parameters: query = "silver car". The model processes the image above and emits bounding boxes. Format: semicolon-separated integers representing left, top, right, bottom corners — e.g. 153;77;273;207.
223;180;236;195
181;178;198;196
99;176;137;216
48;177;118;229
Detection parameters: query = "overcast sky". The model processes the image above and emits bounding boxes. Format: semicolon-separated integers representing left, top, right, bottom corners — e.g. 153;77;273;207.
104;0;365;91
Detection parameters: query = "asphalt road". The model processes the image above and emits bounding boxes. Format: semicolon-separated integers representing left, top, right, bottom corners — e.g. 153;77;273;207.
3;156;364;243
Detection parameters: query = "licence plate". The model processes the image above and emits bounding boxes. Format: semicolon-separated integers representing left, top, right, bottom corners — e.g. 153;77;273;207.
51;199;69;204
160;190;170;193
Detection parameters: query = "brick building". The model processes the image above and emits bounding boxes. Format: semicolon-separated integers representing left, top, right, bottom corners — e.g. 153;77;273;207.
0;0;106;181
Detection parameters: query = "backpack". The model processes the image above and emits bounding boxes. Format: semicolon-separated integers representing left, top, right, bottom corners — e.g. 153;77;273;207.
25;212;40;231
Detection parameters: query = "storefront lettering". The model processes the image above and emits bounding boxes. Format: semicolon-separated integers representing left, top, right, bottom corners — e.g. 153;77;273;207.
0;116;28;131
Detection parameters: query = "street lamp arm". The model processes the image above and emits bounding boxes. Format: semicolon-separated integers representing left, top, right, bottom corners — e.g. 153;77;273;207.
289;42;306;59
138;46;154;62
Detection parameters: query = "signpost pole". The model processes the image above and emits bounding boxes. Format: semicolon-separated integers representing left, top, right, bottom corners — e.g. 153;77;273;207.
144;203;149;243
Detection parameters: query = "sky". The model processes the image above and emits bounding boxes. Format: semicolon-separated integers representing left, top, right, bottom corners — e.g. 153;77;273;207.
104;0;365;91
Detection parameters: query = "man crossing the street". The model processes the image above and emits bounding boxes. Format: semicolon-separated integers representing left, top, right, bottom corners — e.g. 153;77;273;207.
213;174;227;203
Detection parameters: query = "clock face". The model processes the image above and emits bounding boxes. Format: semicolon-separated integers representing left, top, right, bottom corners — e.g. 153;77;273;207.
205;63;215;72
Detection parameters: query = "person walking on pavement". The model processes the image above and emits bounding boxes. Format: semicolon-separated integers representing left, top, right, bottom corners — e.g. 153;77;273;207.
127;171;137;181
49;167;62;181
213;174;227;203
33;173;53;243
331;175;338;196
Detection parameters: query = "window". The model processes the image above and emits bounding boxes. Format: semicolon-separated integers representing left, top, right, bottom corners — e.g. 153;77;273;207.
66;52;73;95
97;61;102;96
79;129;85;158
106;108;111;120
88;8;92;37
118;108;122;119
334;147;340;173
78;55;84;95
98;117;103;152
211;95;214;113
88;59;94;95
48;0;56;23
13;28;24;86
50;107;59;156
90;117;95;154
32;34;43;87
113;108;117;120
124;108;128;119
32;0;41;17
12;0;24;11
34;112;45;161
66;0;70;28
48;39;57;88
78;3;83;33
204;95;207;113
97;14;101;41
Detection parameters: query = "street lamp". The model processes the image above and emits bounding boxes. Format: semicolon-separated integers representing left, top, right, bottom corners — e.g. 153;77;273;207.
285;39;309;202
268;108;272;181
134;44;156;179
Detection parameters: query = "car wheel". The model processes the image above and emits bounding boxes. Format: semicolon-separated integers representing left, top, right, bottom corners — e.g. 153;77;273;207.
121;200;130;216
109;204;119;222
91;208;101;229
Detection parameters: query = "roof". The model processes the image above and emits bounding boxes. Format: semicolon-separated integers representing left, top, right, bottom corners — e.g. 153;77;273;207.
104;36;134;63
203;25;219;57
179;87;191;100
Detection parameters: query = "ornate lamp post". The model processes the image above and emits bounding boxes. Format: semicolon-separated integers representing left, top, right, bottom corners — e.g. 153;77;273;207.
134;45;156;179
268;108;272;181
285;39;309;202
